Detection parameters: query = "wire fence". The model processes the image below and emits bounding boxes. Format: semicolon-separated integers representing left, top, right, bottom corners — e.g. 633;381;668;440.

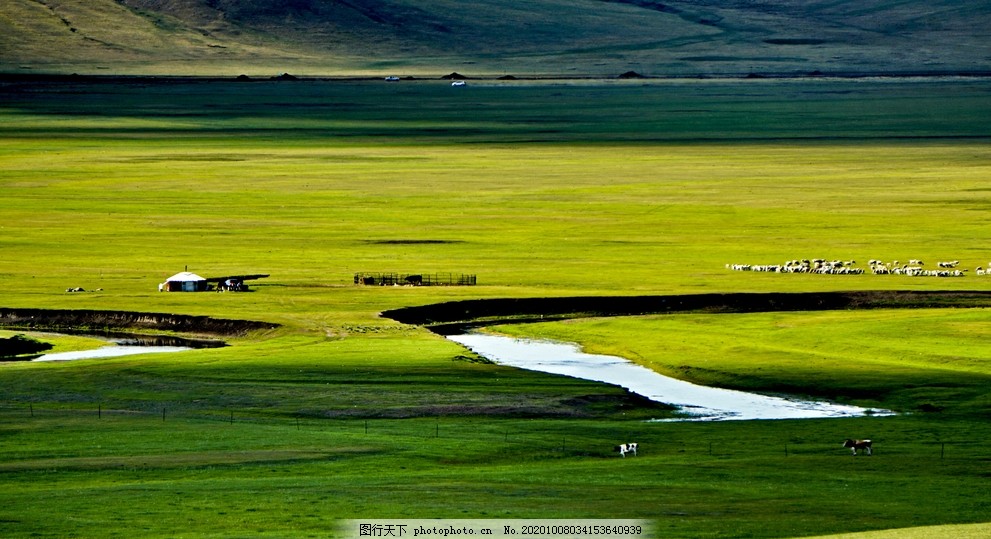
2;402;987;461
354;273;477;286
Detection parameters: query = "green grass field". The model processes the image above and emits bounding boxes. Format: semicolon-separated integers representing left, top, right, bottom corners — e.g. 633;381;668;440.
2;77;991;538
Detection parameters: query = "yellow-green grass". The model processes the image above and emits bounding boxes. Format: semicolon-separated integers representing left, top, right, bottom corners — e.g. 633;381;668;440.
2;78;991;537
4;136;991;310
806;522;991;539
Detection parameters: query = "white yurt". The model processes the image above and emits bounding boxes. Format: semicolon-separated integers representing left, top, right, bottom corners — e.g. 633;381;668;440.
160;272;208;292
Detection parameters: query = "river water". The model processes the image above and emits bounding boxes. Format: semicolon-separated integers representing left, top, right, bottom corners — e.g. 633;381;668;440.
448;333;891;421
27;333;222;362
33;345;193;362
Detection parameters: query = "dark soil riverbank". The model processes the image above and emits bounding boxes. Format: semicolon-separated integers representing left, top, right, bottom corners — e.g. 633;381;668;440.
0;308;278;337
5;291;990;339
383;290;991;334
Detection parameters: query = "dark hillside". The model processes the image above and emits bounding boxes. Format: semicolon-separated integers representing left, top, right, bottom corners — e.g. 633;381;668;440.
2;0;989;75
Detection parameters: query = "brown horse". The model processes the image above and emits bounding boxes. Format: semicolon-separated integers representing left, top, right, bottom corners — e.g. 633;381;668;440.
843;439;872;455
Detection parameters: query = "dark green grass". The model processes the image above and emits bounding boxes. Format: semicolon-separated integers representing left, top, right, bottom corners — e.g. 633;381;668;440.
0;337;670;421
3;78;990;143
0;413;989;538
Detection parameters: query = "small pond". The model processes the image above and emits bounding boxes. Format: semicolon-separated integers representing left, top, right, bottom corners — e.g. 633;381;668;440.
28;332;224;362
448;333;892;421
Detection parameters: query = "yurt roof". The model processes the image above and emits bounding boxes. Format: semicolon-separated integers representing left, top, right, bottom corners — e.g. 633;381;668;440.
165;272;206;282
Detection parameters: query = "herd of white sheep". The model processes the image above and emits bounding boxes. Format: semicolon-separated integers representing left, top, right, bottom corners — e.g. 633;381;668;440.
726;258;987;277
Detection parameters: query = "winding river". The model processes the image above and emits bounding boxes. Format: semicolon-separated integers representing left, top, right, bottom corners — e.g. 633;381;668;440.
448;333;891;421
13;323;891;420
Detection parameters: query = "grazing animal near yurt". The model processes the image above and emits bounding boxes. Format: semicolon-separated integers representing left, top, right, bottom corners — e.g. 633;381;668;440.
615;442;638;457
843;439;872;456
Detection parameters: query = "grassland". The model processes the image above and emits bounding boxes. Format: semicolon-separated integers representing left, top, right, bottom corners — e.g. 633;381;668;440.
1;76;991;538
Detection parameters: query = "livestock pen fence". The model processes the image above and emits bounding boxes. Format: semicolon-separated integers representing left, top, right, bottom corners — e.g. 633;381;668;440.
354;272;476;286
1;403;987;462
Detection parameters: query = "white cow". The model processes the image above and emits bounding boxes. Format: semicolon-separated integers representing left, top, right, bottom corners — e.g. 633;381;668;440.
615;442;638;457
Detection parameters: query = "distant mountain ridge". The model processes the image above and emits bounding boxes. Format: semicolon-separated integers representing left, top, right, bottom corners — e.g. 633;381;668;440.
2;0;989;76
